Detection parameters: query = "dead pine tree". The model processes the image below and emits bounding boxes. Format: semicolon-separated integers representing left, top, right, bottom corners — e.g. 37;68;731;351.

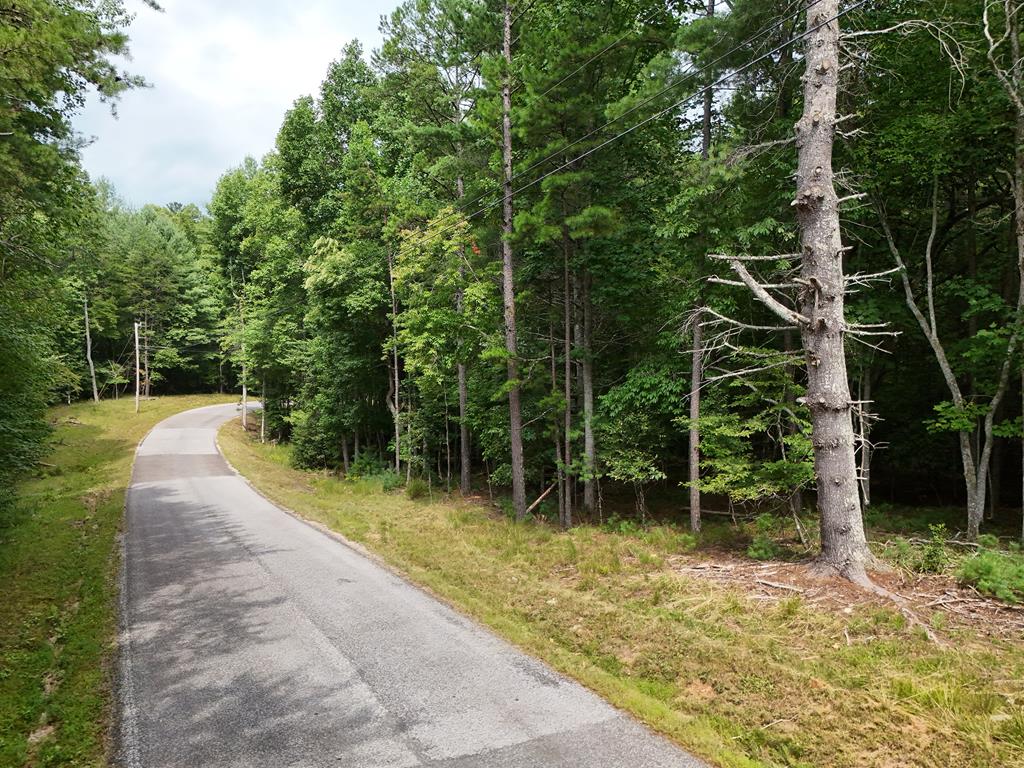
714;0;876;582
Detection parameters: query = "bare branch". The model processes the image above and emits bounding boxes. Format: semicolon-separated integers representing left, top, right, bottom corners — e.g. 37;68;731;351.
725;259;807;326
709;252;799;262
702;308;793;332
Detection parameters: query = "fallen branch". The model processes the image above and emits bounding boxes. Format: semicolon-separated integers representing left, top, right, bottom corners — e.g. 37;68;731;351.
525;483;556;516
756;579;805;593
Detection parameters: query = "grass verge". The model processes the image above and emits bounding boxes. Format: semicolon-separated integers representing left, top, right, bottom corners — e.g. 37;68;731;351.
220;422;1024;768
0;395;234;767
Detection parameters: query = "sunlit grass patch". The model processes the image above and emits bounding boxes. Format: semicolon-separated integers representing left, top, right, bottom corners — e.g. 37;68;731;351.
0;394;234;767
219;421;1024;768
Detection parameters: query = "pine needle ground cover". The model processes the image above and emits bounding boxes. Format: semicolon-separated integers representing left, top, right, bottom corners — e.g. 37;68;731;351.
220;422;1024;768
0;395;234;767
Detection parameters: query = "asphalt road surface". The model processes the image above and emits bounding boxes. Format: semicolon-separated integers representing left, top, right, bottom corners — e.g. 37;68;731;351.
117;403;707;768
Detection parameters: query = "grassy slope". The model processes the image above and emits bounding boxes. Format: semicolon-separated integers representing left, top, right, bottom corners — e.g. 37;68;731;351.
0;395;234;767
220;422;1024;768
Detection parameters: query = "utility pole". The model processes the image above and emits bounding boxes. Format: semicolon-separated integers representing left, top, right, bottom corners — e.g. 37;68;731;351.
134;320;140;414
84;297;99;403
502;0;527;521
260;379;266;443
240;294;248;431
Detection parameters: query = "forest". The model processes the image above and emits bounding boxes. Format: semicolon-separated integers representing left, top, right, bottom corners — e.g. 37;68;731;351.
6;0;1024;588
11;1;1024;765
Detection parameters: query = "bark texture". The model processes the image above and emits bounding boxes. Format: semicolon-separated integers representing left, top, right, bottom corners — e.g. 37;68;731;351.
689;311;702;532
580;270;596;517
456;175;472;496
502;0;527;520
794;0;872;579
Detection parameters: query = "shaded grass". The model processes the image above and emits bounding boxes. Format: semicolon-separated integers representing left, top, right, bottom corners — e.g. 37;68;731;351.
220;422;1024;768
0;395;234;767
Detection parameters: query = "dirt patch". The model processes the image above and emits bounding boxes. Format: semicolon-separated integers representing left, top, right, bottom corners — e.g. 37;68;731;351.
27;723;55;745
666;554;1024;638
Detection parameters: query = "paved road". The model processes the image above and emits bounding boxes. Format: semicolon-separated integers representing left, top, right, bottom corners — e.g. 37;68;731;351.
117;403;707;768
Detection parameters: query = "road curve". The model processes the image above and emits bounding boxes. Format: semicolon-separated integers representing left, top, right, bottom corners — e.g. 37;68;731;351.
117;403;707;768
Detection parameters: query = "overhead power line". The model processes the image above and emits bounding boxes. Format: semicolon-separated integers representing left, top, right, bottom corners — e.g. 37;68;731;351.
399;0;864;259
411;0;828;251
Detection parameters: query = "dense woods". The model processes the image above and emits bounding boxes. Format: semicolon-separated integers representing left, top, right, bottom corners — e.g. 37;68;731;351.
8;0;1024;579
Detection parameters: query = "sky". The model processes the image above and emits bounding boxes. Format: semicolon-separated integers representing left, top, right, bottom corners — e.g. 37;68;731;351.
73;0;396;208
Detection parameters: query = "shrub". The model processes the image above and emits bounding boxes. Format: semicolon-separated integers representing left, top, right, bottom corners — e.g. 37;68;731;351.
405;477;429;500
747;513;779;561
747;535;778;561
916;523;949;573
349;452;387;478
958;549;1024;604
603;513;642;536
377;471;402;492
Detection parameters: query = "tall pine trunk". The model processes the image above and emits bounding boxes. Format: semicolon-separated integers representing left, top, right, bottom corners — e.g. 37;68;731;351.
689;313;702;532
562;234;573;528
794;0;872;580
456;175;472;496
580;270;596;517
387;250;402;474
502;0;527;521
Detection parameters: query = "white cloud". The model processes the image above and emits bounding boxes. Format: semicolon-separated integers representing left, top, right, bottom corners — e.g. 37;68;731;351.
74;0;393;207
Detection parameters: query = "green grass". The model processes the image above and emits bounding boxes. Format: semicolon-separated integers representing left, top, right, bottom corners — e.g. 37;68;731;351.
220;423;1024;768
0;394;234;767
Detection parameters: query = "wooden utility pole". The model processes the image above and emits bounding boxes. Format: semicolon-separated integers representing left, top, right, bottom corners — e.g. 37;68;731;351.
84;298;99;403
134;320;140;414
240;304;248;430
502;0;527;521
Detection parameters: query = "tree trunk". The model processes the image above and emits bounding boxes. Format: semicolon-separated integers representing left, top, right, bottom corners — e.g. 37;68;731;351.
794;0;873;580
502;0;527;521
581;269;596;517
550;323;565;523
387;250;402;474
689;310;702;532
134;320;140;415
84;298;99;403
341;434;350;475
456;175;472;496
562;234;573;529
142;312;150;398
260;379;266;444
701;0;715;160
